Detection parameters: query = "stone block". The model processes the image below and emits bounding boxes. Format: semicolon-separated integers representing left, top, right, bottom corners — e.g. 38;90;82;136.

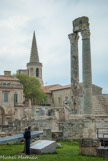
40;128;52;140
73;16;89;32
79;138;101;156
30;140;56;154
80;147;97;156
80;138;100;147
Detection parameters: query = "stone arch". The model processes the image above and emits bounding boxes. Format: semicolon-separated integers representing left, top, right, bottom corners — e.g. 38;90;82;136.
0;107;5;125
30;68;34;76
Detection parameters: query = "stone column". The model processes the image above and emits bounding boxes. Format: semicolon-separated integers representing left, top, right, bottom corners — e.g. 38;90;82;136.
81;29;92;114
68;33;79;114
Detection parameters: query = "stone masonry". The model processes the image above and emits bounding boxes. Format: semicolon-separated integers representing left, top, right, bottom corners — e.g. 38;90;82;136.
68;16;92;114
68;33;79;114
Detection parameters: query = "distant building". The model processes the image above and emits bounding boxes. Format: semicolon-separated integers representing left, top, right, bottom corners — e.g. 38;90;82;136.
43;83;108;115
0;71;31;126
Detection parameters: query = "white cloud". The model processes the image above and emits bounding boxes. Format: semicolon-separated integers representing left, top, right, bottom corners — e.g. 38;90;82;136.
0;0;108;93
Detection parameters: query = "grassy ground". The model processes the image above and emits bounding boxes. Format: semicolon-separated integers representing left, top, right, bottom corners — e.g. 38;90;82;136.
0;141;108;161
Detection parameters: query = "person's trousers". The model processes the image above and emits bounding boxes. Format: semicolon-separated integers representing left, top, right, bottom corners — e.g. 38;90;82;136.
26;139;30;155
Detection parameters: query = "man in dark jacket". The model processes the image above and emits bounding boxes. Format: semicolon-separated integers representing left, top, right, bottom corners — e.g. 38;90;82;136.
24;126;31;155
23;127;28;153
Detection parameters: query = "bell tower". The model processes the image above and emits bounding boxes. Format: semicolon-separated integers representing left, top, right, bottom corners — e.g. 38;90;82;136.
27;32;43;86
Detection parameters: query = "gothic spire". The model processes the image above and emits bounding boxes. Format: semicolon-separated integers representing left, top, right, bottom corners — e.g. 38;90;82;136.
30;31;39;63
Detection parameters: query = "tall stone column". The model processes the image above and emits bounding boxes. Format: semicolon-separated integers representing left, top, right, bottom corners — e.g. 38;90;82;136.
68;33;79;114
81;29;92;114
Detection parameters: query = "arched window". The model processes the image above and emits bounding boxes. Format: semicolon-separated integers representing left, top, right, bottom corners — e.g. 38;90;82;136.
14;93;18;104
28;69;29;76
36;68;39;77
30;68;34;76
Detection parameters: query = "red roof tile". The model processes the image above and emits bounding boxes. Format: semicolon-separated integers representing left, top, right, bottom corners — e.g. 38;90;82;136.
42;84;62;93
0;76;19;81
50;84;71;91
43;84;72;93
43;83;102;94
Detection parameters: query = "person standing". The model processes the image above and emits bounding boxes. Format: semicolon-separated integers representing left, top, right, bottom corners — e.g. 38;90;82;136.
25;126;31;155
23;127;28;153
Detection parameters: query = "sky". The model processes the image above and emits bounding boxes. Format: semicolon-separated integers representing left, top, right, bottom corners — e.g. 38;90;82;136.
0;0;108;93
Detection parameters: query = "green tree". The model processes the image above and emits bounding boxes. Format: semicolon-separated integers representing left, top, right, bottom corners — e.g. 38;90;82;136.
16;73;46;104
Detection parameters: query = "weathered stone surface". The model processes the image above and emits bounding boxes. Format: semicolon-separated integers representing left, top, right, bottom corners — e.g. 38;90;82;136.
59;115;96;140
79;138;101;156
68;33;79;114
80;138;100;147
52;131;63;141
80;147;97;156
67;16;92;115
73;16;89;32
59;108;65;121
80;146;108;158
81;29;92;114
40;128;52;140
30;140;56;154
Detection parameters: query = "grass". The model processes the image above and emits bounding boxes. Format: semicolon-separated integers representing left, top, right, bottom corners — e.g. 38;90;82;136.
0;141;108;161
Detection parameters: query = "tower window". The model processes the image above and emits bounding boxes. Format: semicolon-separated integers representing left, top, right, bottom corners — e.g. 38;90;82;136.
28;69;29;75
36;68;39;77
4;93;8;102
14;93;18;104
30;68;34;76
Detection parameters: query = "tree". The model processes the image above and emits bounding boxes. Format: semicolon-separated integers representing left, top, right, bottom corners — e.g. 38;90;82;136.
16;73;46;104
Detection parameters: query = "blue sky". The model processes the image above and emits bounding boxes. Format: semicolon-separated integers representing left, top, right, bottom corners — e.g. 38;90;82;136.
0;0;108;93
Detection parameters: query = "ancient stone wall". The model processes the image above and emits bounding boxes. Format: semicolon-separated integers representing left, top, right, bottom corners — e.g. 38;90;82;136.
63;95;108;116
59;115;96;140
0;117;59;134
52;88;70;107
51;84;102;108
1;114;108;141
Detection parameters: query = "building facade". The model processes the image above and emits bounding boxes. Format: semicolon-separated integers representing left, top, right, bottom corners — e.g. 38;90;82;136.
0;71;31;126
43;83;108;115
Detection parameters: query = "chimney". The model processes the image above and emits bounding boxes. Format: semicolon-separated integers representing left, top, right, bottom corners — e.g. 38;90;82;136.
4;71;11;76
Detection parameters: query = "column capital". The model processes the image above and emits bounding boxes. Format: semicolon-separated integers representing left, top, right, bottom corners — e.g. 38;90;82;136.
81;29;90;39
68;33;79;44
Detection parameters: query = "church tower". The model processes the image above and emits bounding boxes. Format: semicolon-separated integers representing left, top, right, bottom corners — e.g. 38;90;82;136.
27;32;43;86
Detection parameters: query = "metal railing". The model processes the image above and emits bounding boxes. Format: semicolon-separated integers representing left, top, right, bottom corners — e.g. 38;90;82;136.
97;128;108;146
97;128;108;139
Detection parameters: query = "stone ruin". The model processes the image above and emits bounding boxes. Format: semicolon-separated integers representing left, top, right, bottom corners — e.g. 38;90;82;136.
1;16;108;157
60;16;96;140
0;17;108;150
0;17;98;139
67;16;92;114
63;16;108;157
